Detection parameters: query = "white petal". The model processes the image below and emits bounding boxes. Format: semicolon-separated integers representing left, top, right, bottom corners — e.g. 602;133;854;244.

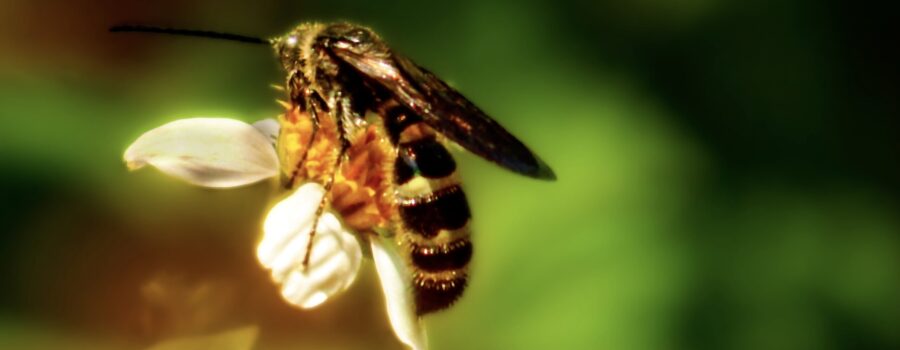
258;183;325;269
124;118;279;188
252;118;280;146
371;237;428;350
257;183;363;309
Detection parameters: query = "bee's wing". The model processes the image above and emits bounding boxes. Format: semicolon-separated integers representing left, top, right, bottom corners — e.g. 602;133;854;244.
257;183;363;309
332;48;556;180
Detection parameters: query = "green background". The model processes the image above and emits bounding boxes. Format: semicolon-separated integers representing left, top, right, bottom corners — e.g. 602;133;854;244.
1;0;898;349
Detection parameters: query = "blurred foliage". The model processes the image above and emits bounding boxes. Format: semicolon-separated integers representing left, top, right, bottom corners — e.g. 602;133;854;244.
1;0;898;349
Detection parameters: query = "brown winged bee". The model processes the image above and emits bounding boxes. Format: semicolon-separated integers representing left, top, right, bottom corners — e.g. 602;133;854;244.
116;22;554;347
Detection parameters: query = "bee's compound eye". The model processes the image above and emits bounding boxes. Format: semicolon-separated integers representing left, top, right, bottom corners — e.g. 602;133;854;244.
345;28;369;44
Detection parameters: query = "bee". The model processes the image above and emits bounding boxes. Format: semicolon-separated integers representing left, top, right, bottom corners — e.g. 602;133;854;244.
113;22;555;315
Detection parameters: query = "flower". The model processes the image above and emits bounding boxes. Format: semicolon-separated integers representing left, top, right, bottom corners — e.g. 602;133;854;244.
125;117;427;350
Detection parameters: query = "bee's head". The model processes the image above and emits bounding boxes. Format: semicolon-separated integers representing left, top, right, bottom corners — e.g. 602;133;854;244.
274;23;385;77
272;23;323;72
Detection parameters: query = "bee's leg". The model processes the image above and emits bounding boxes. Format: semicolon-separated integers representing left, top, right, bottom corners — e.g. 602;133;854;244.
301;94;353;272
301;140;349;272
285;105;320;190
285;122;317;189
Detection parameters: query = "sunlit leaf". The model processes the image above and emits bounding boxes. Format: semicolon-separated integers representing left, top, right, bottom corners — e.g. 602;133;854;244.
144;325;258;350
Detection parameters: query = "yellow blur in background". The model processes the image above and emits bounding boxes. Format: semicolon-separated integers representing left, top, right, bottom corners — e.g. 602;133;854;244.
1;0;898;349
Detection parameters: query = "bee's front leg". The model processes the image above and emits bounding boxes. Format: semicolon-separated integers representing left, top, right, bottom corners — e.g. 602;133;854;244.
301;95;353;272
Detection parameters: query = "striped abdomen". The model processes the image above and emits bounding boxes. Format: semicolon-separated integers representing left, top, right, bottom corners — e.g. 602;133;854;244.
384;104;472;315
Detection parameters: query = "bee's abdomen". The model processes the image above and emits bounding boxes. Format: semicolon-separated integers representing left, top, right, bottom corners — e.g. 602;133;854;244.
410;239;472;272
395;138;456;181
385;105;472;315
398;184;470;238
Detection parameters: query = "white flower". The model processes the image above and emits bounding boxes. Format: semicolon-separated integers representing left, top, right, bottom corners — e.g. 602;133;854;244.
125;117;427;350
124;118;279;188
257;182;362;309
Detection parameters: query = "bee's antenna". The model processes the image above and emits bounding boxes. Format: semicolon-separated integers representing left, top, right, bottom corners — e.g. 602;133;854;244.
110;25;271;45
